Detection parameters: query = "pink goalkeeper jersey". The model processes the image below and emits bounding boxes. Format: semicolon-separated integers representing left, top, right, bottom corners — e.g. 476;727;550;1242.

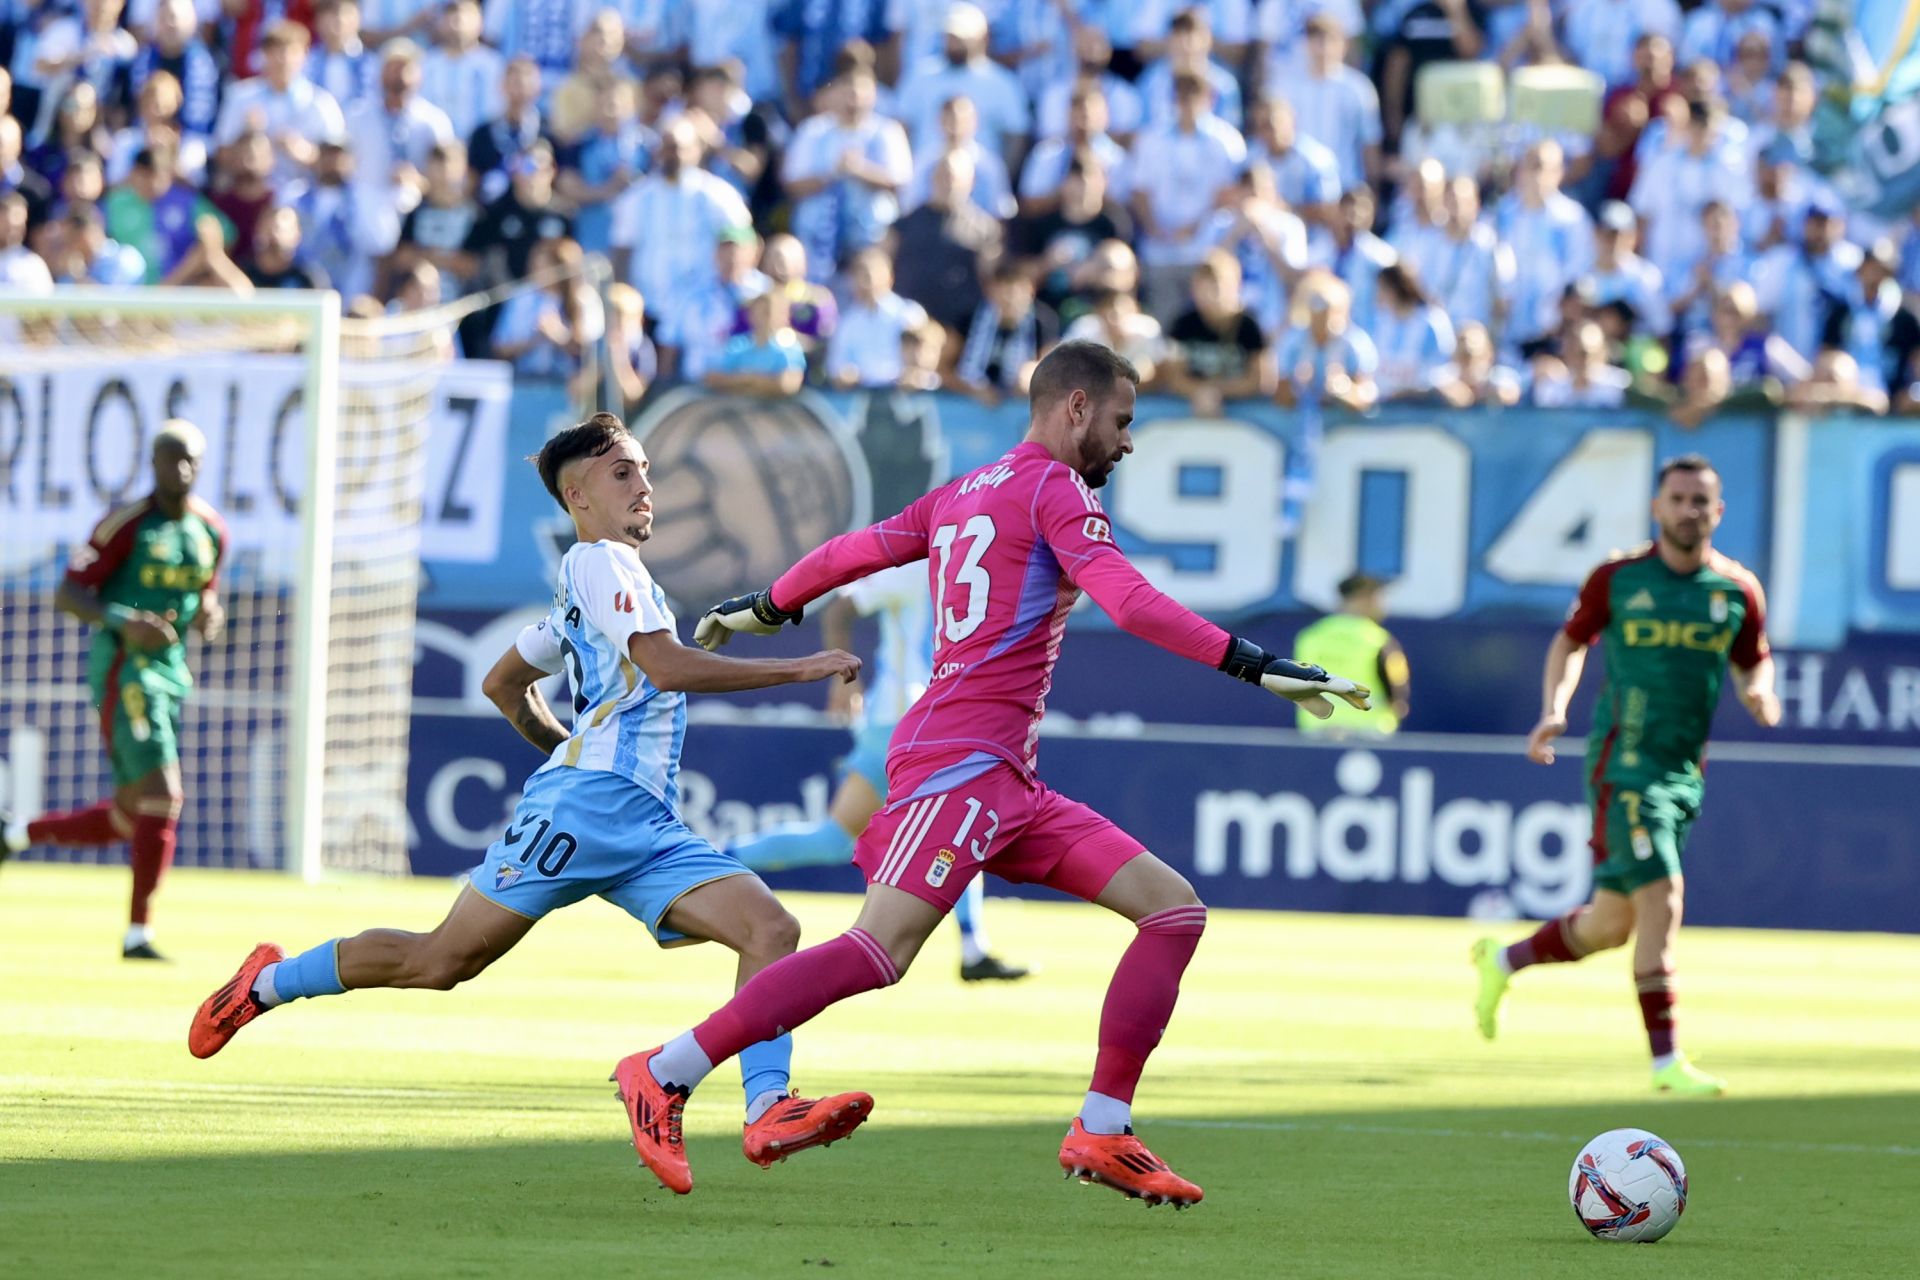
773;441;1233;794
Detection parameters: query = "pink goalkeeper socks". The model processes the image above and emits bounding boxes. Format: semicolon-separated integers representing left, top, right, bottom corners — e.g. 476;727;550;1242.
1088;905;1207;1104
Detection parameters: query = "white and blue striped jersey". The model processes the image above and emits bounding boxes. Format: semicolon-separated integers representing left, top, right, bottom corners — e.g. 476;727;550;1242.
516;540;688;806
843;562;933;724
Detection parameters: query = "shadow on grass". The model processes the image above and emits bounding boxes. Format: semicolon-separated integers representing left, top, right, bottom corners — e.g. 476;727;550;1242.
3;1088;1914;1280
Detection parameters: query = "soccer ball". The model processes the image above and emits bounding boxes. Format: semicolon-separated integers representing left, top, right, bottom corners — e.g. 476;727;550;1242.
1568;1128;1689;1243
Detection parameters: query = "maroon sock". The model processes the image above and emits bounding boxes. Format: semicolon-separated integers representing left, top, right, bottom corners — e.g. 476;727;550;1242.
1088;905;1208;1104
691;928;898;1065
1504;907;1590;972
28;801;131;848
1636;970;1677;1058
128;813;178;927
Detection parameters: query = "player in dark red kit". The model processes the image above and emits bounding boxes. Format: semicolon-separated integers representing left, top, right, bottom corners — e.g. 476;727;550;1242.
609;341;1373;1205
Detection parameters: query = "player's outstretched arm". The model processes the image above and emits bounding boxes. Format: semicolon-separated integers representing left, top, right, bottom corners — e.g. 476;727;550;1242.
1528;631;1588;765
1734;656;1782;727
481;644;571;753
630;629;861;693
1219;638;1374;720
53;579;178;651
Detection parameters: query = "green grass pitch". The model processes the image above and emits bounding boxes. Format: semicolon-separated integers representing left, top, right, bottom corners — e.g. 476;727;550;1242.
3;863;1916;1278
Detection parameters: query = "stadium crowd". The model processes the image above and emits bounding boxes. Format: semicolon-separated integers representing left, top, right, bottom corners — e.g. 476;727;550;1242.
1;0;1914;419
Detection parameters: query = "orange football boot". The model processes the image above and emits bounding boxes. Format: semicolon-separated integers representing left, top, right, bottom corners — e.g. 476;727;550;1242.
1058;1118;1204;1208
742;1089;874;1168
611;1048;693;1194
188;943;285;1059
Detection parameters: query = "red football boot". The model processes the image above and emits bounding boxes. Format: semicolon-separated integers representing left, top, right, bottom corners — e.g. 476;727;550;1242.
188;943;285;1059
1058;1118;1204;1208
742;1089;873;1168
611;1048;693;1194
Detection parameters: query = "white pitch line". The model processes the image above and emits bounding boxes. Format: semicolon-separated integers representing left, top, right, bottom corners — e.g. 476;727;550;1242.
1153;1117;1920;1158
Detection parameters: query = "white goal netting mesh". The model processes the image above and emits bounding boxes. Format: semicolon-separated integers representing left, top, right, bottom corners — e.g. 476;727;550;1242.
0;298;454;876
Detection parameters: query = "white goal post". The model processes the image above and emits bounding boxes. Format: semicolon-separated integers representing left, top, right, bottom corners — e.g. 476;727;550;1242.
0;287;450;881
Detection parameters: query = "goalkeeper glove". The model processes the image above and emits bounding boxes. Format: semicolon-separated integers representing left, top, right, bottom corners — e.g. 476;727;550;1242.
693;588;804;651
1218;636;1373;721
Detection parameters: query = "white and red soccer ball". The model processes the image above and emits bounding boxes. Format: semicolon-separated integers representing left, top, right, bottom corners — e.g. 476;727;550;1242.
1569;1128;1689;1243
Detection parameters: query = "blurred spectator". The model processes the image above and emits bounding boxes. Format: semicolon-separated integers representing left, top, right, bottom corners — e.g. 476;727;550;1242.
389;139;476;297
1256;0;1367;87
1274;271;1379;412
783;63;912;285
685;62;785;215
214;23;348;187
1745;63;1816;168
0;114;55;228
29;0;138;134
28;83;110;192
1438;320;1523;407
1018;152;1133;316
46;149;107;228
490;237;603;378
890;147;1003;334
1371;262;1458;400
547;11;635;146
1722;30;1777;124
1244;94;1336;247
467;56;544;204
1785;350;1888;415
1422;176;1511;333
752;232;838;360
1530;319;1631;407
680;0;781;104
344;39;455;292
1839;239;1908;400
557;80;650;256
45;203;147;285
125;0;221;144
1684;280;1808;391
1206;161;1307;337
602;281;656;414
418;0;505;142
308;0;381;112
285;138;364;296
465;139;572;296
1562;0;1681;90
1034;26;1144;142
826;246;930;389
1496;141;1595;355
103;142;230;283
362;0;442;46
1018;81;1129;216
1291;15;1381;191
1596;33;1680;201
106;70;208;187
706;289;807;397
1386;159;1448;283
1060;237;1142;324
611;117;750;325
769;0;890;113
663;224;769;384
904;95;1015;219
1668;198;1752;344
1162;250;1274;416
164;209;253;290
895;4;1030;170
1136;7;1243;131
246;204;330;288
210;131;278;266
1742;136;1820;254
1754;202;1862;364
1376;0;1485;156
1679;0;1779;75
1670;346;1732;427
1594;299;1670;392
953;260;1059;402
1587;201;1670;334
1320;185;1396;336
0;190;53;291
899;321;946;391
1629;98;1751;289
1062;287;1165;382
1130;70;1246;323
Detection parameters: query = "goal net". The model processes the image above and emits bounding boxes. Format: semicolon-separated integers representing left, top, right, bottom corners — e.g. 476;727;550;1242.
0;289;454;879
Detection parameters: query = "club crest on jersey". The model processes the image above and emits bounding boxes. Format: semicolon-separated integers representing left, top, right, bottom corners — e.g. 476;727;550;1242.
1624;589;1657;612
1710;591;1728;622
1630;828;1654;861
495;863;524;890
926;849;956;888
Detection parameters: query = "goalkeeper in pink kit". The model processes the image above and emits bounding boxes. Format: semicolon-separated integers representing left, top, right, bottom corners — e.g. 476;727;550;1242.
613;342;1371;1204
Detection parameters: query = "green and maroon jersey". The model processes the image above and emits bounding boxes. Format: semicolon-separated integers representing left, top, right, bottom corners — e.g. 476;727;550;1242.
66;494;226;697
1564;544;1768;793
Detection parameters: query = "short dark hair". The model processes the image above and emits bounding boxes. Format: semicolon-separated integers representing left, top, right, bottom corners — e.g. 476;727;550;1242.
1029;340;1140;414
532;412;630;511
1338;572;1385;599
1657;453;1718;488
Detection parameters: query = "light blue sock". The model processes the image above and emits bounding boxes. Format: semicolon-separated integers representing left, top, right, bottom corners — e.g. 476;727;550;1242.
731;819;855;872
954;878;988;964
272;939;347;1003
738;1033;793;1117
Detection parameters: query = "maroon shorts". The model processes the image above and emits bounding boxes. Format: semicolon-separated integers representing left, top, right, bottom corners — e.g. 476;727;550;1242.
854;754;1145;912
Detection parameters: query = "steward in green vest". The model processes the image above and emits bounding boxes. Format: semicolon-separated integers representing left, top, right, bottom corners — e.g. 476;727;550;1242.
1293;573;1409;734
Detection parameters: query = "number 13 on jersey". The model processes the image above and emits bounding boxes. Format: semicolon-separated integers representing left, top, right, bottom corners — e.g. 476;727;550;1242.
931;516;997;643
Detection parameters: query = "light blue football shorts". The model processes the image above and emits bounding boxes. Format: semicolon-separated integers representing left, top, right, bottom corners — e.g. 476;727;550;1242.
471;767;751;946
842;718;897;799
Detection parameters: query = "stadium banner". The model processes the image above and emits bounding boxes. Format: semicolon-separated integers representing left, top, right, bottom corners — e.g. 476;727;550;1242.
0;355;513;575
433;383;1920;649
402;707;1920;935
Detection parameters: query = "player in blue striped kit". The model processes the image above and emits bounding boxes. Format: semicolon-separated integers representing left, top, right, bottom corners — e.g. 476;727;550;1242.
728;562;1028;982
